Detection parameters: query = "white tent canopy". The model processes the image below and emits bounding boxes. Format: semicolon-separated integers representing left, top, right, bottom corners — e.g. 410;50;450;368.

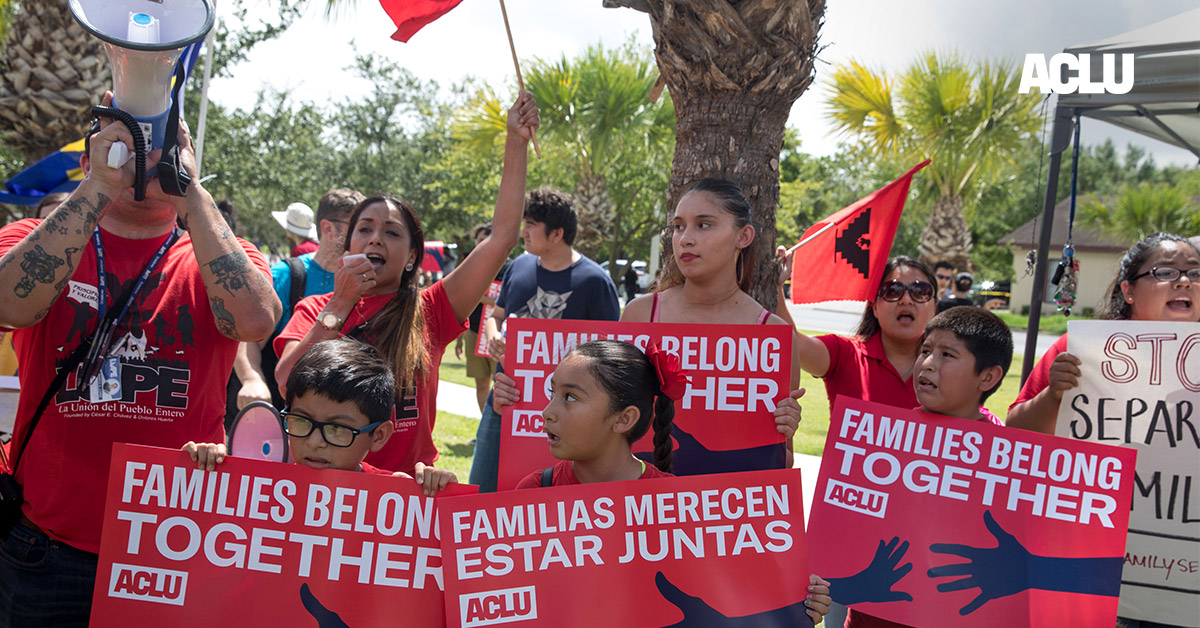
1021;8;1200;382
1059;7;1200;157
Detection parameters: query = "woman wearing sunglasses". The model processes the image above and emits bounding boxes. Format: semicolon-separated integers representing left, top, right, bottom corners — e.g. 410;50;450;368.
794;255;939;414
1007;232;1199;434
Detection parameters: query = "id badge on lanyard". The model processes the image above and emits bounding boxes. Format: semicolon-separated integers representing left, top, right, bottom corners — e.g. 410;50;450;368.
84;227;180;403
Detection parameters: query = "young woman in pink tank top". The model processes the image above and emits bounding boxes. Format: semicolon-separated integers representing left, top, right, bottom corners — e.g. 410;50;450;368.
619;178;805;466
494;179;806;464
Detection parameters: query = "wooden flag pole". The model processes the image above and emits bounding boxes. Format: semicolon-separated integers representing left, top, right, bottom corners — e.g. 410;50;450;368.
498;0;541;159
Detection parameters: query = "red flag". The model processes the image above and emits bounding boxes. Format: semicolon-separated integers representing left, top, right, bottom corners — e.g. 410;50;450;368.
379;0;465;42
789;159;929;305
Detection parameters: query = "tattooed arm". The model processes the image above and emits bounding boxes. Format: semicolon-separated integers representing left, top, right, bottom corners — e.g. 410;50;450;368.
186;189;281;341
0;178;122;329
146;122;280;342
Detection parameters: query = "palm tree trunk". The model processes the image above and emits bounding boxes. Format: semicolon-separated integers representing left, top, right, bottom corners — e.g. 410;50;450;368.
918;194;973;270
573;174;615;260
0;0;108;165
607;0;825;312
666;91;792;309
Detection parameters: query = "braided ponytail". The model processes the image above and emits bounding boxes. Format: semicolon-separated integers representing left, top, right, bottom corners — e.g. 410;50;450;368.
650;395;675;473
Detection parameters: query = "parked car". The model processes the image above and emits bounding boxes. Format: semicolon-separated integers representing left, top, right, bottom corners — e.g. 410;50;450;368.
600;259;652;291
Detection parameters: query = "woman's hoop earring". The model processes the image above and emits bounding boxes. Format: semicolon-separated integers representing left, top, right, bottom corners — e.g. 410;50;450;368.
405;263;414;272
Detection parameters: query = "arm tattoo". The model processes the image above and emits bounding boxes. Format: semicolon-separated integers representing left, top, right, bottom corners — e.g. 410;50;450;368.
53;247;81;291
50;193;108;236
205;251;253;295
14;245;67;298
210;296;237;337
33;307;49;322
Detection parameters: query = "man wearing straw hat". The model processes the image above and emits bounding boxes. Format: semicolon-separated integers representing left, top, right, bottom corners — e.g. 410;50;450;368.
273;201;319;257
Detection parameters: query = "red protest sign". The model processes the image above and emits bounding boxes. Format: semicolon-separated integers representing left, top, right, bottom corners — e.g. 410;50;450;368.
497;319;793;490
475;280;502;358
90;444;476;627
439;468;809;627
808;396;1137;627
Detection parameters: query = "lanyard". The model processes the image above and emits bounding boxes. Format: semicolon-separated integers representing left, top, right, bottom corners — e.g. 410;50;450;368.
93;226;180;324
83;226;181;383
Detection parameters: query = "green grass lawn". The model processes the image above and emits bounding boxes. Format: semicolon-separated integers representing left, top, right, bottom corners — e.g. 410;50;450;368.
993;310;1072;336
431;334;1026;471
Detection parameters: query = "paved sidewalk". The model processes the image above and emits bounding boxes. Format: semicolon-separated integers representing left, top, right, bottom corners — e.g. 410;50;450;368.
437;380;482;419
793;453;822;521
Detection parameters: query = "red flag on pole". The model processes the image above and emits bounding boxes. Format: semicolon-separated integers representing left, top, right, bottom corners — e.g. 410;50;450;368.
789;159;930;305
379;0;465;42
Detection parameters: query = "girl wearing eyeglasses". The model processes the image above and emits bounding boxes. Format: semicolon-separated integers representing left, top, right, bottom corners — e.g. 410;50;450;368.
1007;232;1199;434
793;255;940;415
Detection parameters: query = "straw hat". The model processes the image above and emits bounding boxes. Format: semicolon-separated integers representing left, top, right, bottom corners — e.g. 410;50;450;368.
271;202;317;239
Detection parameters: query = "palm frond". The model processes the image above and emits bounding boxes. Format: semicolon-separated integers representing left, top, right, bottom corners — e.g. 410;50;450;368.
824;60;903;157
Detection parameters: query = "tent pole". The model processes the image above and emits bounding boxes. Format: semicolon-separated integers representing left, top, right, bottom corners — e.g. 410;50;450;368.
1021;104;1075;385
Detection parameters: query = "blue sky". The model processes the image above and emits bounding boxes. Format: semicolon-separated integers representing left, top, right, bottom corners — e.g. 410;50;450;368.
209;0;1198;165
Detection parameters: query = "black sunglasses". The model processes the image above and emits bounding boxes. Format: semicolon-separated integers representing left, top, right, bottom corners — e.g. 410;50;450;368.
878;279;934;303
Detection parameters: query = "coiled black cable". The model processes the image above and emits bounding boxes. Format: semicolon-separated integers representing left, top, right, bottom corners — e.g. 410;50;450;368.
90;105;148;201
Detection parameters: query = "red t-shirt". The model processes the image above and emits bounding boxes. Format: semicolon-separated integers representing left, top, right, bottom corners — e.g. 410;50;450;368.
818;334;918;413
276;280;466;474
1009;333;1068;413
360;461;394;475
0;219;270;553
290;240;318;257
515;459;674;489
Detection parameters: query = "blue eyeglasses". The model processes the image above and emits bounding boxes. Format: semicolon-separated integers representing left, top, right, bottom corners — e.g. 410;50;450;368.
281;411;386;447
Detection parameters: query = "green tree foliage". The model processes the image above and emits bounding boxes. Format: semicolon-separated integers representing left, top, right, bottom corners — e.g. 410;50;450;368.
1081;183;1199;242
450;42;675;274
825;53;1042;269
194;93;336;249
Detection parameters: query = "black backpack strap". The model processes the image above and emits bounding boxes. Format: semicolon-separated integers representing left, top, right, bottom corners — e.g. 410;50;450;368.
285;257;307;308
540;466;554;488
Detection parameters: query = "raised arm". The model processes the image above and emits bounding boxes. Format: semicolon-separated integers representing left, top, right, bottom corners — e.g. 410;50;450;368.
159;125;279;341
441;93;539;322
0;127;128;328
1005;351;1080;435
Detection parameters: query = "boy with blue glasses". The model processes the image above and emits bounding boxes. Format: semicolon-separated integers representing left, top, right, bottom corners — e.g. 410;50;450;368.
185;339;457;496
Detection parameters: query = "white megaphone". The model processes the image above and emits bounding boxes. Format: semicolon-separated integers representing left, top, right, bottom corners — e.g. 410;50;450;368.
68;0;214;199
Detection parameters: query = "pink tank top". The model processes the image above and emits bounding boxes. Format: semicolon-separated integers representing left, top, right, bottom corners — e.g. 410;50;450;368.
650;292;770;324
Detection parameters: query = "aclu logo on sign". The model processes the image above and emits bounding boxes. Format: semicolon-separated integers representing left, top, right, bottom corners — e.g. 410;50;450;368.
824;479;888;519
461;586;537;627
1019;53;1134;94
511;410;545;437
108;563;188;606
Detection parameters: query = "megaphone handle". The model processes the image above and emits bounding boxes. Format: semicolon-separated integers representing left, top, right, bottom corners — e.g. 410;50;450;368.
106;142;131;169
90;106;148;201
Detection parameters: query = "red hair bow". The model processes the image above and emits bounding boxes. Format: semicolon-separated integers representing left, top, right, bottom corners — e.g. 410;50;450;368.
645;342;690;401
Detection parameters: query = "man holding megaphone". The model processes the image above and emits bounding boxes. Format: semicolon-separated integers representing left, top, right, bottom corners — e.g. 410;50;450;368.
0;89;282;625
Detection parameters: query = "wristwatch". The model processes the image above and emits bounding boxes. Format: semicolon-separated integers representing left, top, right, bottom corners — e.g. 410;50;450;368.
317;310;344;331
